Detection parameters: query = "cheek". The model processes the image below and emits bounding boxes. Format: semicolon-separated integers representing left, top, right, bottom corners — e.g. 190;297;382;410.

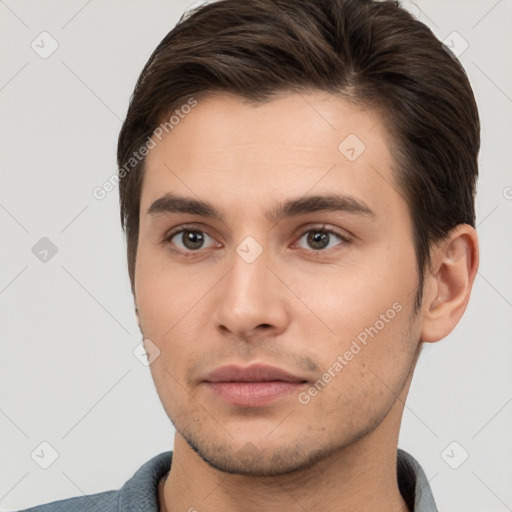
288;247;416;342
286;245;418;397
135;242;212;335
298;305;417;433
135;247;214;380
137;268;203;413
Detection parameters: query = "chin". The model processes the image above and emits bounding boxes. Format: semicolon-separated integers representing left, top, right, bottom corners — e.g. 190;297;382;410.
179;427;350;477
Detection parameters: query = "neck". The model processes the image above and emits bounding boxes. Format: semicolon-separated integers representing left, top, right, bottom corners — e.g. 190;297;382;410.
160;367;416;512
165;441;408;512
161;415;410;512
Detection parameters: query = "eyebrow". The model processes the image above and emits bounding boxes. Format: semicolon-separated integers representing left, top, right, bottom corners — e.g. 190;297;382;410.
147;192;375;221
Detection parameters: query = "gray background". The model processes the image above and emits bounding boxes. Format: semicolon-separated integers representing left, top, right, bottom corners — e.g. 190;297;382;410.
1;0;511;510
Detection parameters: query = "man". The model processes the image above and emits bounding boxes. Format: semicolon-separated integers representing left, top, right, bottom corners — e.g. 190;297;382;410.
20;0;479;510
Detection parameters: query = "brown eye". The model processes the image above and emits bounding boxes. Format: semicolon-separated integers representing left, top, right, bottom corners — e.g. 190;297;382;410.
306;231;330;250
168;229;216;252
296;228;348;251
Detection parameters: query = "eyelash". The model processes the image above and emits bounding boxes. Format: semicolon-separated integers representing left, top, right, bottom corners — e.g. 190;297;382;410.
163;223;351;258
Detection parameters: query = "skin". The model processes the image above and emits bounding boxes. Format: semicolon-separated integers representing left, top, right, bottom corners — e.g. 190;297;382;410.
134;91;479;512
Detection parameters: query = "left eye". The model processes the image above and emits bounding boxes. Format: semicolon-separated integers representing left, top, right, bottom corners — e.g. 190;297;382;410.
296;229;347;251
168;229;217;251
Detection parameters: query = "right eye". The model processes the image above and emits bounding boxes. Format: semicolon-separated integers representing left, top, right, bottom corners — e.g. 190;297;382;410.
164;226;221;255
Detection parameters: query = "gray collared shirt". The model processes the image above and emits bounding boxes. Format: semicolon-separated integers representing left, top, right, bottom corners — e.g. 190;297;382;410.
18;449;438;511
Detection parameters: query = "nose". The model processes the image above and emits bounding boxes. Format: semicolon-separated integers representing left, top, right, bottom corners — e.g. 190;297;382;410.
213;244;289;340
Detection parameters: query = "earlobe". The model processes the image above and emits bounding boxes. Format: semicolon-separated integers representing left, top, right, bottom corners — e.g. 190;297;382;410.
420;225;479;343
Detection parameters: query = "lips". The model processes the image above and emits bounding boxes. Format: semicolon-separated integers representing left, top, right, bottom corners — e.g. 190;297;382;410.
205;364;307;383
203;364;308;407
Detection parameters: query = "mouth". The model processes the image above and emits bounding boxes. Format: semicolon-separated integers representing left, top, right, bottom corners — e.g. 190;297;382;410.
203;363;308;407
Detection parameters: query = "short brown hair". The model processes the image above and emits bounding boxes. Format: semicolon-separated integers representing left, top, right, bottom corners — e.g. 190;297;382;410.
118;0;479;308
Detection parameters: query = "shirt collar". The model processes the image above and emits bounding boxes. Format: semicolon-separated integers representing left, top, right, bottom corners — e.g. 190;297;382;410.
119;449;438;512
397;448;439;511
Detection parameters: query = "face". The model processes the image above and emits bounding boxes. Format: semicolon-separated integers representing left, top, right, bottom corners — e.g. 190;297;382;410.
135;91;422;476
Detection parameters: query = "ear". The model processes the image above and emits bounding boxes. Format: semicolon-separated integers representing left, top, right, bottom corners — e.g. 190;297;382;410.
420;224;479;343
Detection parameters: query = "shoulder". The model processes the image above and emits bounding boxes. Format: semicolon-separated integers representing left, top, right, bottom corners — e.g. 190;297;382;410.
15;451;173;512
16;489;118;512
397;448;439;512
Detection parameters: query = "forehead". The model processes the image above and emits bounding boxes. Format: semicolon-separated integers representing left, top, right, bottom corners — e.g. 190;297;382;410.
141;91;404;223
